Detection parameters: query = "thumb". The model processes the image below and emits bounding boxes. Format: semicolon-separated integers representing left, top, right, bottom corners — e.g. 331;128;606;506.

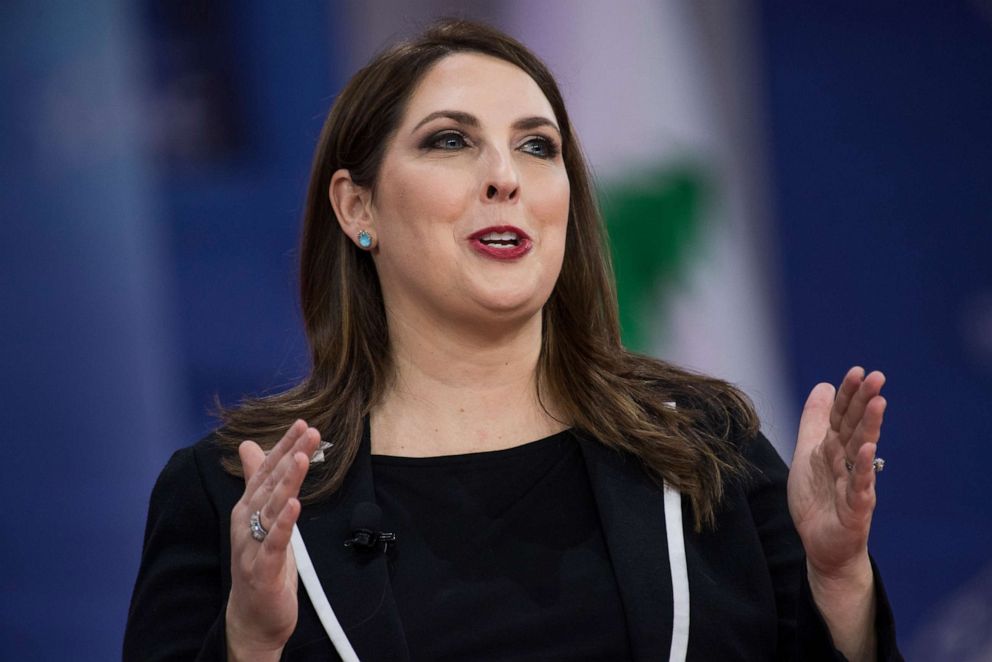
793;383;835;463
238;440;265;482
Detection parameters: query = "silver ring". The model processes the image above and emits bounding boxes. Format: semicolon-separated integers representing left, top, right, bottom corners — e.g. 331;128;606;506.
845;458;886;473
249;510;269;542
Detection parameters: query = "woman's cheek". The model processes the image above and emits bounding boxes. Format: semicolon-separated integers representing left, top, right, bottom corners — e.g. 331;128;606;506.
536;173;570;229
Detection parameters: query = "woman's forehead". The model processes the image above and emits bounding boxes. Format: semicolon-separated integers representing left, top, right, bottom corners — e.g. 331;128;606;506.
400;52;558;129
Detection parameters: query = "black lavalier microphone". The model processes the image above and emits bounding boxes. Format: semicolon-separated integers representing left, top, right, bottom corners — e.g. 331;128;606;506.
344;502;397;553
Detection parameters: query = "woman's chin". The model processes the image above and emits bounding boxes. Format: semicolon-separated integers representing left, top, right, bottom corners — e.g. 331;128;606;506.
450;279;530;310
468;289;550;326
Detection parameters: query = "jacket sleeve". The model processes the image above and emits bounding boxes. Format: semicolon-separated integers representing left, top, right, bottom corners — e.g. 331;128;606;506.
742;432;902;661
123;446;230;661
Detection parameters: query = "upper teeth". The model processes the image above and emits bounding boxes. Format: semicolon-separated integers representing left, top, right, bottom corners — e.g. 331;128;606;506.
481;231;518;241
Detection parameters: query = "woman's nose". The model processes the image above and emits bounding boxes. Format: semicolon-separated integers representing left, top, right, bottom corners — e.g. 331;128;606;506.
482;151;519;202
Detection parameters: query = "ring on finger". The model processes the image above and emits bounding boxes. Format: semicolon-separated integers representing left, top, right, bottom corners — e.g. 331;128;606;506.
845;457;886;473
249;510;269;542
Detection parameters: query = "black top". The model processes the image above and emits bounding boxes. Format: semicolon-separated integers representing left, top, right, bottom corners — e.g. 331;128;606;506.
372;430;632;661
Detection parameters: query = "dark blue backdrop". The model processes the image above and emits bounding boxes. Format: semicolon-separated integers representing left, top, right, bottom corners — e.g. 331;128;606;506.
759;0;992;643
2;1;989;658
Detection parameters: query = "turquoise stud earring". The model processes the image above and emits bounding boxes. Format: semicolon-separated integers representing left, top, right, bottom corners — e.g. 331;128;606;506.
357;230;374;250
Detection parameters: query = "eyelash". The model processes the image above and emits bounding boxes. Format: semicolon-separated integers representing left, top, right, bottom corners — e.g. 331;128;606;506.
425;131;470;151
422;130;561;159
520;136;561;159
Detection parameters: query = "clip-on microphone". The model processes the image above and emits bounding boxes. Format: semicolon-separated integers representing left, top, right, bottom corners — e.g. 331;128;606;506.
344;502;397;553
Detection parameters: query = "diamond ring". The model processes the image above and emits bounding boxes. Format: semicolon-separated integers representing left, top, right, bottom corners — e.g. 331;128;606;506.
249;510;269;542
845;458;886;473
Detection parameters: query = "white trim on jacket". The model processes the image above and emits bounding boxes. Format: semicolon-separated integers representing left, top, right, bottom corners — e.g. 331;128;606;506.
664;484;689;662
292;525;361;662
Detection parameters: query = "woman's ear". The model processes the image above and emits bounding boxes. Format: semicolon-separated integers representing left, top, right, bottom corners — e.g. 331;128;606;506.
329;169;375;249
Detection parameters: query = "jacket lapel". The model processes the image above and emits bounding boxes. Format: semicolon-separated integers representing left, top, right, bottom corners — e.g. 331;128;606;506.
295;418;410;661
577;435;675;661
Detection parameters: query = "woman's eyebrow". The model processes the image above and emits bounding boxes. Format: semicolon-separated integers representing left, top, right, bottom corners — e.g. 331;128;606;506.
411;111;560;136
513;116;561;136
412;110;479;132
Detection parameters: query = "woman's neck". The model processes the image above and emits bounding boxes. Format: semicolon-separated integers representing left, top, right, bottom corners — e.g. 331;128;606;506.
371;307;567;457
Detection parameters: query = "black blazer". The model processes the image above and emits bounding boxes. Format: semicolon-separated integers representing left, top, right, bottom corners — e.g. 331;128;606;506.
124;428;901;661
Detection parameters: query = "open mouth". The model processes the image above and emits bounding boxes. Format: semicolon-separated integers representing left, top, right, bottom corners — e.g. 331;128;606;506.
478;231;521;248
469;226;532;260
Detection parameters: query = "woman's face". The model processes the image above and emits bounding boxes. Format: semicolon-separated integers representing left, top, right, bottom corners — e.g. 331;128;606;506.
368;52;570;333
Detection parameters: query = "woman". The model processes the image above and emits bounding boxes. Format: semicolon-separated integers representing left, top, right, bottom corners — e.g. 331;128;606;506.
125;19;900;661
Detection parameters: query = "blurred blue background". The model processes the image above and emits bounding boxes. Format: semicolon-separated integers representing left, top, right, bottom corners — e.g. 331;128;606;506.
2;1;990;659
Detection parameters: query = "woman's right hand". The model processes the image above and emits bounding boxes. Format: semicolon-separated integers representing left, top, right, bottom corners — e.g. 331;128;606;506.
225;420;320;661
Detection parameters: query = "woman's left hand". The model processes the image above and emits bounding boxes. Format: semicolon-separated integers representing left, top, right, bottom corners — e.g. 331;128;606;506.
788;367;887;661
789;368;886;579
788;366;887;579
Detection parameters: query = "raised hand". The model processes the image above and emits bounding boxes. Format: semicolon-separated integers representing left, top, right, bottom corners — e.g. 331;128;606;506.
787;367;887;662
788;367;887;577
226;420;320;661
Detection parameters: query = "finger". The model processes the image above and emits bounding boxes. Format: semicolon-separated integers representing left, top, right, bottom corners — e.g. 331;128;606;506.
846;442;878;516
844;394;886;467
252;419;307;481
239;440;266;482
793;382;835;467
254;496;302;584
250;428;319;515
850;394;886;448
829;366;864;431
242;420;307;501
258;447;312;534
233;441;265;527
839;371;886;445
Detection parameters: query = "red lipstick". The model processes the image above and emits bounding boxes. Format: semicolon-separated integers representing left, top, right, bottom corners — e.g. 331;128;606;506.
468;225;533;260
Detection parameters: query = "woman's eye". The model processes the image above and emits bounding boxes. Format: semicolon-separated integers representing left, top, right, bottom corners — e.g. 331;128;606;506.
520;137;560;159
429;132;467;150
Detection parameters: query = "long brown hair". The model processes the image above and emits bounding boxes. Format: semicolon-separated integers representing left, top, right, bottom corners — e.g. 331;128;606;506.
217;18;757;529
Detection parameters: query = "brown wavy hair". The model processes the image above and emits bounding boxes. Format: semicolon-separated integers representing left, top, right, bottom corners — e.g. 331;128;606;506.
217;18;757;529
